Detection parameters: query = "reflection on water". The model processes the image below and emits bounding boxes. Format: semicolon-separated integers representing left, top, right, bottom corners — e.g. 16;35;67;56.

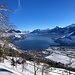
14;35;59;50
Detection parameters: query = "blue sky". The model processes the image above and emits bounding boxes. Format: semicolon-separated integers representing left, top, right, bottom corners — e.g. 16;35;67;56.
6;0;75;31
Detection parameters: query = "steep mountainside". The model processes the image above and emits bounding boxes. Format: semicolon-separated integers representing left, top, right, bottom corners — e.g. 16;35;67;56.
55;32;75;45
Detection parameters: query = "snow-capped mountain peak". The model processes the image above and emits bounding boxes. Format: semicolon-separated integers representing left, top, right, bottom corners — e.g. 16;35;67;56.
66;23;75;28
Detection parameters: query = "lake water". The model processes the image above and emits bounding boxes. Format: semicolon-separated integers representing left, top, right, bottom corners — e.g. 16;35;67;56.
14;34;59;50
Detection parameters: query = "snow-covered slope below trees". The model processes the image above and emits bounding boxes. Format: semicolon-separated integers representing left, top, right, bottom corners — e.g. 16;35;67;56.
0;56;75;75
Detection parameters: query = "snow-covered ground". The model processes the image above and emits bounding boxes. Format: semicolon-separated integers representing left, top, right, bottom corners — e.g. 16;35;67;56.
0;56;75;75
46;53;70;64
46;47;75;68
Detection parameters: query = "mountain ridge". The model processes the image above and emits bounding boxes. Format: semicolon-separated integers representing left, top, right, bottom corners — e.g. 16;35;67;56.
31;23;75;34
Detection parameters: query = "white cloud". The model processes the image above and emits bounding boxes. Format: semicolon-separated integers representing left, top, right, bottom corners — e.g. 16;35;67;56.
13;0;21;13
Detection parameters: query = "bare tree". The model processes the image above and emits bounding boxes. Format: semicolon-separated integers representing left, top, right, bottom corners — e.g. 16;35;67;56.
66;51;74;75
0;2;12;31
41;63;50;75
21;59;26;72
31;50;40;75
0;0;16;61
0;0;15;41
0;45;3;61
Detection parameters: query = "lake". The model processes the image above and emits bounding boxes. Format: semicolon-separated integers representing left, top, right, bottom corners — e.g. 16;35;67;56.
13;34;59;50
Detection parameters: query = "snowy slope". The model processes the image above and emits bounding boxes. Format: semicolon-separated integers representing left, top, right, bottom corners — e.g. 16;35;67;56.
55;32;75;45
45;47;75;69
0;56;75;75
46;53;69;64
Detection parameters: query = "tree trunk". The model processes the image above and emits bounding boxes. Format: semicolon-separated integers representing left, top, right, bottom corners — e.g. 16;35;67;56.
34;61;37;75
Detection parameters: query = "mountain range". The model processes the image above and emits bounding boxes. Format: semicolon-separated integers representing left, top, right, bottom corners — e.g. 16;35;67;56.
31;23;75;34
31;23;75;46
5;23;75;46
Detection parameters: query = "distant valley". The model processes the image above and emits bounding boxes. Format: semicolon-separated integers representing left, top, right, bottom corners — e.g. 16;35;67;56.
3;23;75;50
